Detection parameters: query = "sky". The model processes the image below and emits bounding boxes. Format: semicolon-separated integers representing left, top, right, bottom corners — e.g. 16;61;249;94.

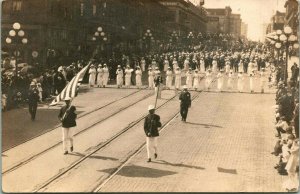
190;0;287;41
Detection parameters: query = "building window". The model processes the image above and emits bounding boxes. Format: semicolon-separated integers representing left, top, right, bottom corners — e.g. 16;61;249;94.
13;0;22;11
80;3;84;16
93;4;97;16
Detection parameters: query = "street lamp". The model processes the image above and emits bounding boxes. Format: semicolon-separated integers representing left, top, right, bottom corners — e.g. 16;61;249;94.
6;22;28;76
143;29;153;53
92;26;108;57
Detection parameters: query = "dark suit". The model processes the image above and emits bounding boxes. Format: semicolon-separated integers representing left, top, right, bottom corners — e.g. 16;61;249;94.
179;91;191;121
28;88;39;120
144;113;161;137
58;105;77;128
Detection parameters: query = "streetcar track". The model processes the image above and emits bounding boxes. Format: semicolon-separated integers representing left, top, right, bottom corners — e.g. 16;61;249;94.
34;77;213;193
2;89;142;153
32;91;180;192
2;90;154;175
91;91;203;192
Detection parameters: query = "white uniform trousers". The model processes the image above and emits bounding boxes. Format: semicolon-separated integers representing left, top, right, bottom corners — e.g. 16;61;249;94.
62;127;74;152
146;136;158;159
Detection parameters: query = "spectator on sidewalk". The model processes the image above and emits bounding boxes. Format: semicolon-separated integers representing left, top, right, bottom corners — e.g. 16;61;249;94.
179;85;191;122
58;97;77;155
144;105;161;163
28;82;40;121
275;116;289;138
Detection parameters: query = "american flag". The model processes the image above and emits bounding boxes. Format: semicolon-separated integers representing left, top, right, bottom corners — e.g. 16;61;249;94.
49;62;91;106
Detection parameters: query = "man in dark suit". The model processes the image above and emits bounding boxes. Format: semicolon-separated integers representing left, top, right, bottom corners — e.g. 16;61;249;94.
28;82;40;121
179;85;191;122
154;70;163;99
58;97;77;155
144;105;161;162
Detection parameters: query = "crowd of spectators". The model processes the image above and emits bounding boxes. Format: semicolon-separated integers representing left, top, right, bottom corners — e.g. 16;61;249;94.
272;64;299;192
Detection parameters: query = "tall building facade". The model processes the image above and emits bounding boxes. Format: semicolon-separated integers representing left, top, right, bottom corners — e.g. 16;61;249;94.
241;22;248;39
284;0;298;33
206;6;242;37
266;11;286;34
1;0;173;66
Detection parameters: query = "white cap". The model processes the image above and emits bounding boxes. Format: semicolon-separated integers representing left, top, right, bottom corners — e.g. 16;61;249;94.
64;96;72;101
30;82;36;86
183;85;188;89
148;105;155;111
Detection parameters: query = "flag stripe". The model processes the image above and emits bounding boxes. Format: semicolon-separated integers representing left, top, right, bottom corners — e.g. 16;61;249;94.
50;62;91;106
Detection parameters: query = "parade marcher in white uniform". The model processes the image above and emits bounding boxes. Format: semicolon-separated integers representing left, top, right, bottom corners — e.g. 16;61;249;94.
58;97;77;155
205;69;213;91
184;58;190;71
260;68;267;93
175;67;182;90
103;64;109;87
140;57;146;72
248;59;254;75
249;73;254;93
135;66;142;89
125;65;132;88
166;67;173;89
193;69;201;91
116;65;123;88
217;69;224;92
172;59;178;70
186;68;193;89
151;59;157;70
225;60;231;75
238;60;244;73
212;56;218;73
237;71;244;92
88;64;97;87
148;67;155;89
200;57;205;73
227;70;234;89
164;57;169;72
96;64;104;87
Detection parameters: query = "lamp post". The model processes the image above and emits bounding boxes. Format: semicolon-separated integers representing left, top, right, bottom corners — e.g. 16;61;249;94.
92;26;108;59
187;31;194;49
5;22;28;76
169;31;179;51
143;29;153;53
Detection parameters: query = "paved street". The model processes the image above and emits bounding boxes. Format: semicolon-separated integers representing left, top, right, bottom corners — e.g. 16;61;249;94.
2;75;289;192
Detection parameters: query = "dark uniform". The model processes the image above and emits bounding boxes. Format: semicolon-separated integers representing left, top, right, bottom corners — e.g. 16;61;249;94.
154;73;163;99
28;85;40;121
144;105;161;162
179;89;191;122
58;100;77;154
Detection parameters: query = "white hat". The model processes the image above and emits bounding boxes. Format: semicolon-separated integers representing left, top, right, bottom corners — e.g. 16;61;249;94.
58;66;63;72
148;105;155;111
183;85;188;89
64;96;72;101
118;65;121;68
30;82;36;86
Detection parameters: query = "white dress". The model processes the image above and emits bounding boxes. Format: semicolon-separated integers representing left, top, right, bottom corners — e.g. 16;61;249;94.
249;76;254;92
148;70;155;88
172;60;178;70
116;69;123;87
227;73;233;89
97;68;104;87
103;67;109;86
186;72;193;89
200;59;205;73
164;60;169;72
88;67;97;87
193;72;201;90
212;60;218;73
135;69;142;87
237;73;244;92
205;71;212;89
184;59;190;71
225;62;230;74
125;69;132;87
175;70;181;89
166;70;173;88
217;72;224;91
238;62;244;73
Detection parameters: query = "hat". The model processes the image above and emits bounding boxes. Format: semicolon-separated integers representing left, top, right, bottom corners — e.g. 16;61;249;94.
155;67;159;70
149;67;152;70
64;96;72;101
176;67;180;69
118;65;121;68
104;63;107;66
168;66;171;69
91;64;95;67
58;66;63;72
183;85;188;89
30;82;36;86
148;105;155;111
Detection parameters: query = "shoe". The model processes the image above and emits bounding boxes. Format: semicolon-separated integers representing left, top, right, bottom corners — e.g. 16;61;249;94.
70;146;73;152
64;151;68;155
147;158;151;162
154;153;158;159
